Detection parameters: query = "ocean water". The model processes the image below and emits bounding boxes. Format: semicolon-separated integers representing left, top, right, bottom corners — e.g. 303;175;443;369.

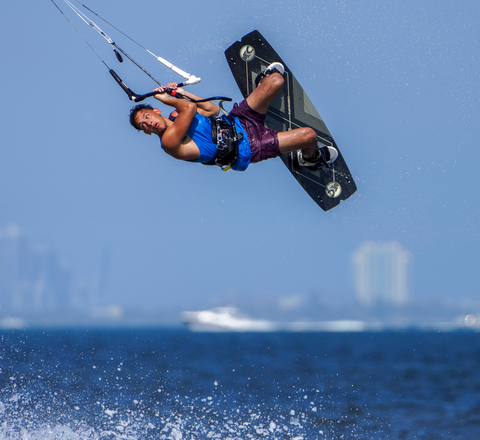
0;329;479;439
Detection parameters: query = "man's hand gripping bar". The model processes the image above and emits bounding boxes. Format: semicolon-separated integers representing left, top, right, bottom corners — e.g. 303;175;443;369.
109;69;230;104
109;69;194;103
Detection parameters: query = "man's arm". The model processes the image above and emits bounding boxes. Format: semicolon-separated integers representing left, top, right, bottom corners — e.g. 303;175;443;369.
166;83;221;117
154;87;198;160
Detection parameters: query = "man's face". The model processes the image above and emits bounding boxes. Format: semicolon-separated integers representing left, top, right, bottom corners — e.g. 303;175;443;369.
134;108;166;136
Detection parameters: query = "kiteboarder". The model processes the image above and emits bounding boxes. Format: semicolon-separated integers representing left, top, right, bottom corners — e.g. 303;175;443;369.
129;63;338;171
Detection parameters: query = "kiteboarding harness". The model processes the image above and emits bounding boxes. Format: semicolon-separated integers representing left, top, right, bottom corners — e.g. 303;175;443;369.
206;103;244;171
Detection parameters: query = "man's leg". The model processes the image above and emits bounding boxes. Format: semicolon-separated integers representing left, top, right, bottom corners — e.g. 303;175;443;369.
246;66;338;166
246;72;318;156
277;127;318;157
278;128;338;166
245;72;285;115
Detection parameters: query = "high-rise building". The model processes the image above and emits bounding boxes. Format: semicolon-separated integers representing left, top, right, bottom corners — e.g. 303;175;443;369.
0;224;73;315
352;241;410;306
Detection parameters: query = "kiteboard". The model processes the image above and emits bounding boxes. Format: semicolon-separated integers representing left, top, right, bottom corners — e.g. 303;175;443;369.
225;30;356;211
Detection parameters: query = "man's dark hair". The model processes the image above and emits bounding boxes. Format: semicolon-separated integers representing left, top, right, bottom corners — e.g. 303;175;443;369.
129;104;154;131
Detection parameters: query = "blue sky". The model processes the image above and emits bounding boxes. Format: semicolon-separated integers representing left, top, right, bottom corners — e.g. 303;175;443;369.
1;0;479;316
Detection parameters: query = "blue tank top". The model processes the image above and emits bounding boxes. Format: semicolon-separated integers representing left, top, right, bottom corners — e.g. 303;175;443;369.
187;113;251;171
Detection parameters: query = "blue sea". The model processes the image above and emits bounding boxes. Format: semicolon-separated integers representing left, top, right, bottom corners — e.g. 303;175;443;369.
1;329;479;439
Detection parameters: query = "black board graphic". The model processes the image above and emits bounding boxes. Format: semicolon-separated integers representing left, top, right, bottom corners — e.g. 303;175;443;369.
225;30;356;211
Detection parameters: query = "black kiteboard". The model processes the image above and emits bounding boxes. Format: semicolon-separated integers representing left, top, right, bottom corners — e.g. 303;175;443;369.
225;30;356;211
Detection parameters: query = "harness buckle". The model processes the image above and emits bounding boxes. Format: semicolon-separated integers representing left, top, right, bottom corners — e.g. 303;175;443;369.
207;102;240;170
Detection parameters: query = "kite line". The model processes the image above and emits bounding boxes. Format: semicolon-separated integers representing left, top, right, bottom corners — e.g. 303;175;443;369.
50;0;212;103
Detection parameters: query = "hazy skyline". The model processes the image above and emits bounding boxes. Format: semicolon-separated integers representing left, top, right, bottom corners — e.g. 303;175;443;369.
1;0;479;323
1;221;477;329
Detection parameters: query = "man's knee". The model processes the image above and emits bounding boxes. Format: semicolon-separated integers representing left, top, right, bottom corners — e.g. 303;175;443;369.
268;72;284;89
259;72;284;91
302;127;317;145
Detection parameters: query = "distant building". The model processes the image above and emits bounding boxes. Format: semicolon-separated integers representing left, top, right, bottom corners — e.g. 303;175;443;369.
352;241;410;306
0;224;73;315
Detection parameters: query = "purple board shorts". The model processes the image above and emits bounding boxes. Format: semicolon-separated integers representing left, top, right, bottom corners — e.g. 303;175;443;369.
229;100;280;163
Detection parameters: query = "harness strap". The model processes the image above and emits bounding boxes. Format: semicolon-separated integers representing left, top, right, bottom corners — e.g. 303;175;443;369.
203;102;242;171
